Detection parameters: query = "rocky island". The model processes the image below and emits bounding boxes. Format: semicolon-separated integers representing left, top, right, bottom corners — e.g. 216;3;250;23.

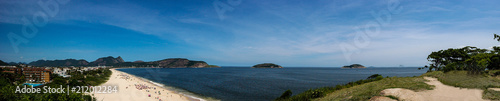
252;63;283;68
342;64;366;68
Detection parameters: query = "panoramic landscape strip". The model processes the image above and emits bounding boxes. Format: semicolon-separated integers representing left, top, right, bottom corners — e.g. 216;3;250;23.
2;0;500;101
2;34;500;100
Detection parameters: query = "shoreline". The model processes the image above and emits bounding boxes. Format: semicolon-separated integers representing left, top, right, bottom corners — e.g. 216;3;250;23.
92;68;205;101
130;71;208;101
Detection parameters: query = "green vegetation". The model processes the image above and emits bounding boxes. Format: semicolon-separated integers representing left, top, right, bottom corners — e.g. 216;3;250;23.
385;95;399;100
66;68;112;86
422;71;500;89
422;70;500;100
342;64;366;68
252;63;283;68
0;68;112;101
421;34;500;74
314;76;433;101
417;34;500;100
484;89;500;100
277;34;500;101
275;74;413;101
277;90;292;100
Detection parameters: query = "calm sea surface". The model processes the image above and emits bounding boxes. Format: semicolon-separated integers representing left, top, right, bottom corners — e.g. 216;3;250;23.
117;67;426;101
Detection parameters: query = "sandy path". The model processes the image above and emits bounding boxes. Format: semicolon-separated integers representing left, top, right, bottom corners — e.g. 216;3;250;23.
417;77;486;101
379;77;487;101
91;69;191;101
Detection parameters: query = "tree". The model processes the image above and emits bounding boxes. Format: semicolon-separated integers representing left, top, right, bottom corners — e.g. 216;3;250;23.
465;53;492;74
494;34;500;42
488;54;500;70
425;34;500;73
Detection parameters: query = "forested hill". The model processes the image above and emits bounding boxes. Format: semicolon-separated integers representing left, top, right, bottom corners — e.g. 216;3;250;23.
25;56;216;68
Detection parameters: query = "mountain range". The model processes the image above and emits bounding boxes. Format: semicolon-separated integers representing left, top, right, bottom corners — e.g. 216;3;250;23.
0;60;8;66
21;56;215;68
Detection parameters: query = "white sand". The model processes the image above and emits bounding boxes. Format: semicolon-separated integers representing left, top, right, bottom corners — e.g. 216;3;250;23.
91;69;193;101
417;77;487;101
378;77;487;101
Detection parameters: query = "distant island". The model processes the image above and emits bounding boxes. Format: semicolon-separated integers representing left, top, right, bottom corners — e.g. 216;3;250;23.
341;64;366;68
252;63;283;68
26;56;219;68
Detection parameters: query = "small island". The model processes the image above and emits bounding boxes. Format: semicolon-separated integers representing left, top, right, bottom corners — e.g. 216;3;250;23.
341;64;366;68
252;63;283;68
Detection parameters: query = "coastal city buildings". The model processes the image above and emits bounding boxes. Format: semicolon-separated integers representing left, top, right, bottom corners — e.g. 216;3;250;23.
1;66;111;83
22;68;51;83
1;67;51;83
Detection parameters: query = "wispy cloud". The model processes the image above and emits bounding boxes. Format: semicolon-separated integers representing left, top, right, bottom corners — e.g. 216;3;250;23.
1;0;500;66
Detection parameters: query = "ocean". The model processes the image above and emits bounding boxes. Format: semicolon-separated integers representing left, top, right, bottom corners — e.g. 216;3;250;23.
116;67;426;101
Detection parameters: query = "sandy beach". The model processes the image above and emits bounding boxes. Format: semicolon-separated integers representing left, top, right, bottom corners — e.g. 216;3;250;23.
91;69;196;101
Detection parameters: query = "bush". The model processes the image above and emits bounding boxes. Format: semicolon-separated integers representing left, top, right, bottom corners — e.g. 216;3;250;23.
484;89;500;100
276;74;385;101
276;90;292;100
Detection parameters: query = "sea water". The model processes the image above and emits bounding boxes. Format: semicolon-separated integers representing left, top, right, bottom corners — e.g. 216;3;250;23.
117;67;426;101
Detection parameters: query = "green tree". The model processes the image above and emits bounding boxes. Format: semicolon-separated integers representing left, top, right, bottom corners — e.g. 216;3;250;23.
488;54;500;70
465;53;492;74
426;34;500;73
494;34;500;42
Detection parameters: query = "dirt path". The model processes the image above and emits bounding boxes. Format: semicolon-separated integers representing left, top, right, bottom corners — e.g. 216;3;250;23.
377;77;487;101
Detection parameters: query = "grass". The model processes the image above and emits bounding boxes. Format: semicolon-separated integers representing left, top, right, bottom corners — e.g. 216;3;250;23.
422;71;500;89
385;95;399;100
314;77;433;101
484;89;500;100
276;75;386;101
280;70;500;101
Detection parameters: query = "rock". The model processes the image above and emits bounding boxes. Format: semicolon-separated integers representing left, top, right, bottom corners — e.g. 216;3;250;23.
205;65;221;68
342;64;366;68
252;63;283;68
380;88;424;101
90;56;125;66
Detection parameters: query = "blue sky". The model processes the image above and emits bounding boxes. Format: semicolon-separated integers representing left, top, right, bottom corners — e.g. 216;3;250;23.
0;0;499;67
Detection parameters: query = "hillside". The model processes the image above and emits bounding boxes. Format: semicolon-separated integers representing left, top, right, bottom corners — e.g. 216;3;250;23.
0;60;8;66
28;59;89;67
25;56;215;68
89;56;125;66
277;71;500;101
